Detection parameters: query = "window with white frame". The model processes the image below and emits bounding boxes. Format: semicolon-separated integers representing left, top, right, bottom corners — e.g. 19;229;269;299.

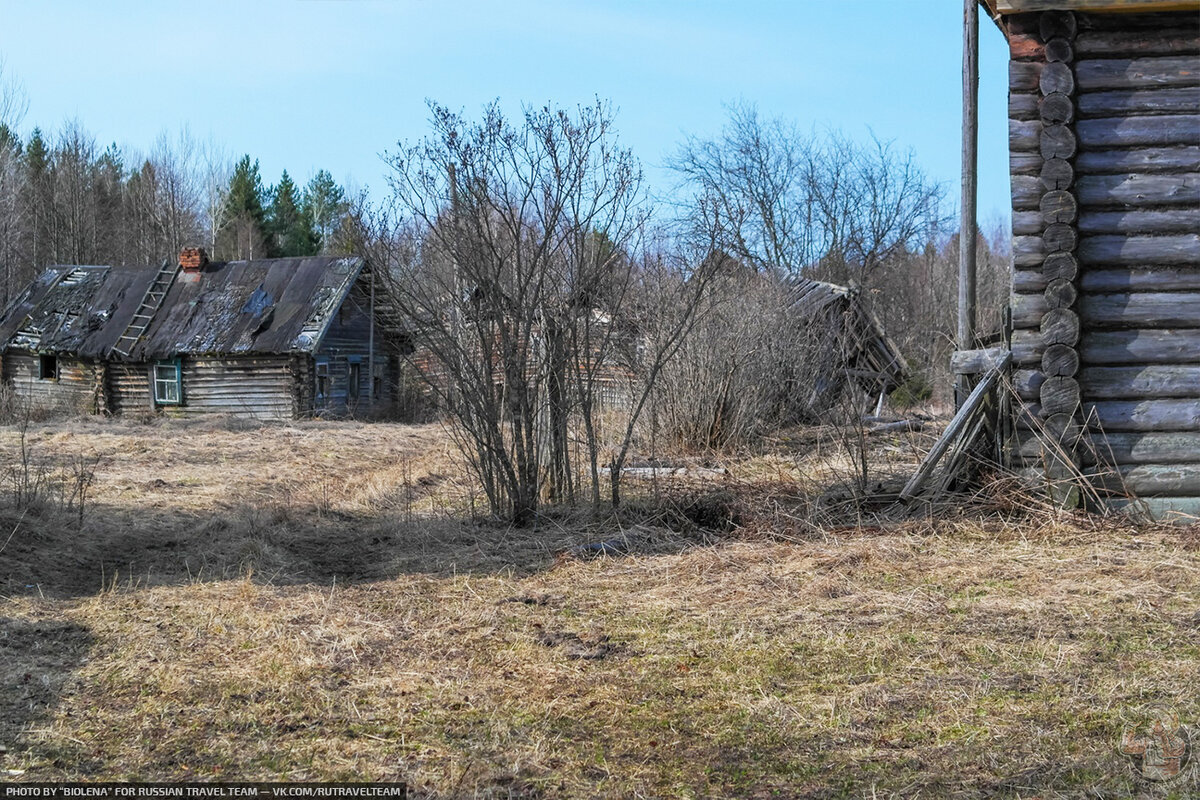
153;360;182;405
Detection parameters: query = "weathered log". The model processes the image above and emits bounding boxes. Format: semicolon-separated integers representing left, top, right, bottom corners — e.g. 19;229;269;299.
1041;308;1080;346
1039;11;1077;44
1011;331;1045;365
1013;294;1049;328
1077;234;1200;266
1044;412;1083;444
1010;61;1044;93
1014;235;1046;267
1082;365;1200;399
1078;291;1200;328
1009;34;1044;62
951;346;1010;375
1076;115;1200;148
1041;190;1078;224
1102;496;1200;521
1014;210;1044;236
1018;399;1200;432
1043;343;1081;377
1040;158;1074;191
1079;207;1200;235
1014;270;1048;295
1012;152;1043;176
1040;62;1077;96
1041;376;1082;415
1011;119;1042;152
1043;277;1078;309
1075;28;1200;59
1085;399;1200;432
1043;223;1078;253
1076;173;1200;208
1081;329;1200;365
1087;433;1200;466
1078;88;1200;118
1043;251;1079;282
1040;125;1078;160
1092;464;1200;496
1045;38;1074;64
1010;93;1040;120
1080;267;1200;292
1012;176;1043;210
1039;92;1076;125
1076;57;1200;91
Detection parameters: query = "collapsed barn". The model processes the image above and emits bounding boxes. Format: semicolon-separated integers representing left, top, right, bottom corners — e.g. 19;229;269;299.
0;249;394;420
967;0;1199;516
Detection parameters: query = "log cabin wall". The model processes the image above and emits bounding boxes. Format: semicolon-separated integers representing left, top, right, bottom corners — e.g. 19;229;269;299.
1005;8;1200;515
2;352;102;415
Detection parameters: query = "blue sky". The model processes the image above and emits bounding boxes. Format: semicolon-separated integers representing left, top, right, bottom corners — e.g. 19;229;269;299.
0;0;1012;225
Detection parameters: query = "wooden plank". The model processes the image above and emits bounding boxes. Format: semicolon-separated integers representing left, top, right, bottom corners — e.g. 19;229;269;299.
900;353;1011;502
1014;210;1044;236
1078;88;1200;117
1084;399;1200;431
1013;235;1045;267
1012;176;1043;211
1010;61;1044;93
1076;57;1200;91
1079;207;1200;234
1010;93;1040;121
1011;152;1043;176
1102;497;1200;522
1013;329;1200;366
1085;433;1200;464
1076;115;1200;147
1078;234;1200;266
1076;173;1200;207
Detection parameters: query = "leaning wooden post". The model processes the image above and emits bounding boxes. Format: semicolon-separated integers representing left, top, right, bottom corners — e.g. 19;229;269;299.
958;0;980;406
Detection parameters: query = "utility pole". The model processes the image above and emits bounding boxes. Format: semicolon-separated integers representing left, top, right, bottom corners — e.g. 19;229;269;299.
958;0;980;405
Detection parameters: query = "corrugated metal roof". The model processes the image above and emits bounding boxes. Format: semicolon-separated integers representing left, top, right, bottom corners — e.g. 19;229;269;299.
0;256;364;359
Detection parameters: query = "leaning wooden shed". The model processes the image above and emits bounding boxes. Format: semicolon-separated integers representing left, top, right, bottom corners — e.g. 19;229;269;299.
978;0;1200;515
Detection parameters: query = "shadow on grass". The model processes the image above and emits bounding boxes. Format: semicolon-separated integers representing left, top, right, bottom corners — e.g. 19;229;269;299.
0;616;95;772
0;492;730;599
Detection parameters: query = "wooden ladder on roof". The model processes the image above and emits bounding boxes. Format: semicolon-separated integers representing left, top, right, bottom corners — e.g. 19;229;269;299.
110;260;179;359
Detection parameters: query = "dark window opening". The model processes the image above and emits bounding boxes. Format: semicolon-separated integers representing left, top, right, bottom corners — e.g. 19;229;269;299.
38;354;58;381
315;360;330;405
348;361;361;404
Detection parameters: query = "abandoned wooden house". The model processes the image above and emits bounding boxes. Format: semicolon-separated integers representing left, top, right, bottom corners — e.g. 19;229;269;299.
0;248;394;420
935;1;1199;517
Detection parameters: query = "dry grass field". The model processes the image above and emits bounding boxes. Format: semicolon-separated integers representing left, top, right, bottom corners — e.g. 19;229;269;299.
0;416;1197;798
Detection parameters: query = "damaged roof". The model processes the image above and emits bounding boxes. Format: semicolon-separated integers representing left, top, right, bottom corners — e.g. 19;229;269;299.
0;256;365;360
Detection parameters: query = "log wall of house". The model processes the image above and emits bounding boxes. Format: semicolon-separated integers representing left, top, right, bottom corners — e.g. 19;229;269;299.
313;289;393;417
2;352;101;414
1006;9;1200;515
107;363;152;416
168;356;300;421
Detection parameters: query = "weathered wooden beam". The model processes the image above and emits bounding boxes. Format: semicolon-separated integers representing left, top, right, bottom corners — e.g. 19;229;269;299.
1041;158;1075;190
1012;176;1043;210
1083;329;1200;364
1019;399;1200;432
1078;207;1200;235
1014;210;1044;235
1077;234;1200;265
991;1;1199;14
1102;496;1200;521
1014;291;1200;328
1080;267;1200;291
1076;57;1200;91
1078;88;1200;118
1012;152;1043;175
1077;173;1200;207
951;346;1010;375
1077;115;1200;148
1015;366;1200;400
1076;29;1200;59
1092;463;1200;496
1011;119;1042;152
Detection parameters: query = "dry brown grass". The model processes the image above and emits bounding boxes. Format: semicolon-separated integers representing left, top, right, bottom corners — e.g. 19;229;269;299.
1;416;1198;798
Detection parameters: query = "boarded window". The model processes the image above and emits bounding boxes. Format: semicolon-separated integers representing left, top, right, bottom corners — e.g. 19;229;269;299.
38;354;57;381
153;360;182;405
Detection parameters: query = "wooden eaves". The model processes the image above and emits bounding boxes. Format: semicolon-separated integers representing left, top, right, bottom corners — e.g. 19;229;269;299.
982;0;1199;17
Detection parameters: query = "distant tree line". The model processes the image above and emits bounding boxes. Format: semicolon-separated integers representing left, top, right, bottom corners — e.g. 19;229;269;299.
0;70;352;304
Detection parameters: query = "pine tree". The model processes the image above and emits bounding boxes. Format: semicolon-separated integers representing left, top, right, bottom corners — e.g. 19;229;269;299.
218;155;268;259
22;128;53;268
303;169;346;253
268;170;318;257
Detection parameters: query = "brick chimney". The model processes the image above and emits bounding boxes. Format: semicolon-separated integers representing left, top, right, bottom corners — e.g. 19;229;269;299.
179;247;209;272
